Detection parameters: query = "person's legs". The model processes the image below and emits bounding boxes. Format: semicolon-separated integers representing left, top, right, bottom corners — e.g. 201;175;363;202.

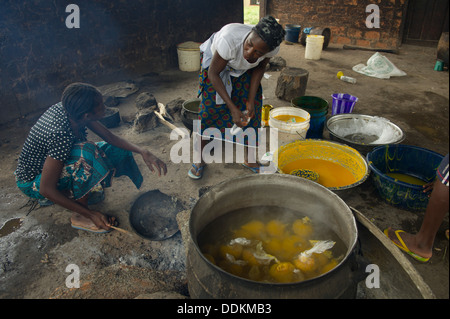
386;153;449;259
386;179;449;259
244;146;259;168
189;137;208;178
63;142;124;231
233;71;262;170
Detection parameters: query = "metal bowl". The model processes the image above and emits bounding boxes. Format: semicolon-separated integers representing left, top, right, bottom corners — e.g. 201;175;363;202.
181;98;200;133
129;190;184;240
99;107;120;128
325;114;405;155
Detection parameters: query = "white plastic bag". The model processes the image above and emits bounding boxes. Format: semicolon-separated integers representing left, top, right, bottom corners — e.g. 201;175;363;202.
352;52;406;79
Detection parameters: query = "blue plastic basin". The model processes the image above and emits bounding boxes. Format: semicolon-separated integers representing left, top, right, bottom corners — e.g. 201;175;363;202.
367;144;444;211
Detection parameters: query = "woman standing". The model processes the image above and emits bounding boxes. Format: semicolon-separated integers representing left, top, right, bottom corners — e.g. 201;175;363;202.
15;83;167;233
188;16;285;179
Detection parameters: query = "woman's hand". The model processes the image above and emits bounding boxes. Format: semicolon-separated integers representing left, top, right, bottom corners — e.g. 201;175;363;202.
88;121;168;177
89;211;114;230
230;107;247;127
246;101;255;120
141;150;167;177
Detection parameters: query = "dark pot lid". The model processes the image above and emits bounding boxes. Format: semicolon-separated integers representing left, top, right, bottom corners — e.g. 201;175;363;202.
129;190;184;240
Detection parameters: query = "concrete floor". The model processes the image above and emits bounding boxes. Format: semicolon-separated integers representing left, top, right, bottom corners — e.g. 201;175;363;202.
0;42;448;299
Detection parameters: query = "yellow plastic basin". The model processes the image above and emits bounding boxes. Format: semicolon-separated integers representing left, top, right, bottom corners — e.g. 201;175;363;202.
274;140;369;190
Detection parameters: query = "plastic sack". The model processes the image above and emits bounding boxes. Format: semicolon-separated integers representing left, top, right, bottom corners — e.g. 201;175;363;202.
352;52;406;79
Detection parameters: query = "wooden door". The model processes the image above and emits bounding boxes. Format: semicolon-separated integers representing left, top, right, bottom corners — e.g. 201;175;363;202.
403;0;449;45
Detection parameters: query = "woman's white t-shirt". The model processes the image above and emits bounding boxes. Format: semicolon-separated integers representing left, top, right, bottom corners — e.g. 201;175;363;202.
199;23;280;104
209;23;279;76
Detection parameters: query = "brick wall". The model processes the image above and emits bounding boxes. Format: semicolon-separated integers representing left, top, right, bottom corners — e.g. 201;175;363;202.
0;0;242;125
262;0;407;49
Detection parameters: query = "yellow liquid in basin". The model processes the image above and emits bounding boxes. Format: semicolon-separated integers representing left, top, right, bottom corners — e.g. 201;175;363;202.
282;159;357;188
274;115;306;123
386;173;426;186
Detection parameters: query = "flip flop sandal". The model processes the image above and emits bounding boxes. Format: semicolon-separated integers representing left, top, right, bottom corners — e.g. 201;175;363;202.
188;164;205;180
384;229;430;262
241;163;260;174
71;216;118;234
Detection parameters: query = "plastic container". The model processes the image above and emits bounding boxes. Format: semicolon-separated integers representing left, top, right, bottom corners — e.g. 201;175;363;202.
337;71;356;84
305;35;324;60
434;59;444;71
367;144;444;211
291;96;329;139
300;27;331;49
261;104;273;127
274;139;369;191
177;41;201;72
268;107;310;147
331;93;358;115
285;24;301;43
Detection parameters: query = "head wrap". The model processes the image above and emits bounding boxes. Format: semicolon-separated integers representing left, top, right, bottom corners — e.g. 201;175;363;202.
252;16;286;51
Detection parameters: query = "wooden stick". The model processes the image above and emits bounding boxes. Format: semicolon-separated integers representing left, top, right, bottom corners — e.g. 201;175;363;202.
154;111;187;138
343;44;399;54
110;225;131;235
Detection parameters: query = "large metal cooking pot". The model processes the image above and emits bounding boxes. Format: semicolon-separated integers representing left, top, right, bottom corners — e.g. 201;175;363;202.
187;174;362;299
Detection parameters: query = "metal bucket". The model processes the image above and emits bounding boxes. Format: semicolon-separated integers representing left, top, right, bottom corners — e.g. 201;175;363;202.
187;174;362;299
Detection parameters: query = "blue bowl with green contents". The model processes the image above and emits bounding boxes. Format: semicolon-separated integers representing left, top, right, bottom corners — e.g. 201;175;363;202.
367;144;444;211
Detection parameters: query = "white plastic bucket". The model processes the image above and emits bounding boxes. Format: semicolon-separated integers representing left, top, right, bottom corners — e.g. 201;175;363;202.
269;106;310;147
177;41;201;72
305;35;324;60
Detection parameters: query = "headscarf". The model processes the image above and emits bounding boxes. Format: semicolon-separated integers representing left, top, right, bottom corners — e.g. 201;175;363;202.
252;16;286;51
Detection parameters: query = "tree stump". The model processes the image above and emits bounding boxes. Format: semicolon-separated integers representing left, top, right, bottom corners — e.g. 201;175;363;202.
275;67;309;102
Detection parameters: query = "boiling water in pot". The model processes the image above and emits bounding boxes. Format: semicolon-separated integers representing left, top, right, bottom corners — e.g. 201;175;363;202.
197;206;347;284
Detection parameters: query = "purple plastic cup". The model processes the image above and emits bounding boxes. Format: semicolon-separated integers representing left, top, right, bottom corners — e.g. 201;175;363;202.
331;93;358;115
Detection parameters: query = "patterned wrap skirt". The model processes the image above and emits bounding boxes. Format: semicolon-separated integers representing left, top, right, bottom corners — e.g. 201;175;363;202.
16;141;143;203
197;67;262;146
